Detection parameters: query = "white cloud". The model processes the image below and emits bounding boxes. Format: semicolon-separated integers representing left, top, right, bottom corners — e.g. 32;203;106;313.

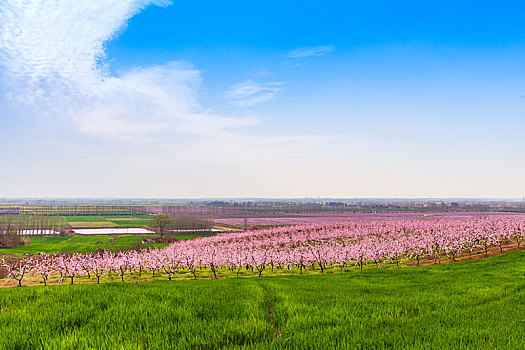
0;0;254;139
0;1;371;198
226;80;284;107
289;45;334;58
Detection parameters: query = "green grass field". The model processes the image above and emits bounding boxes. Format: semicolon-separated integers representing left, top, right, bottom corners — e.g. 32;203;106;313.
0;233;214;255
1;250;525;348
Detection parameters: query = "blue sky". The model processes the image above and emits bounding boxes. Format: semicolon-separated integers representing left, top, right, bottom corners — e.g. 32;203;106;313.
0;0;524;198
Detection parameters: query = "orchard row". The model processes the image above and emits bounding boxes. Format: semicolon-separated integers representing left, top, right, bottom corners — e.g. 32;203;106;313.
3;215;525;286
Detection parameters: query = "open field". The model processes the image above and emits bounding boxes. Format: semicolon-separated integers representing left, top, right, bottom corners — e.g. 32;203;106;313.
1;250;525;348
0;233;214;256
0;235;159;255
65;215;153;228
0;214;154;232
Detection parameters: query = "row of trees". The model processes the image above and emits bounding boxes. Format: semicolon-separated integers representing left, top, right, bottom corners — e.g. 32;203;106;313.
6;205;146;216
0;216;67;236
0;215;71;248
0;216;23;249
4;202;372;217
3;215;525;286
152;214;214;238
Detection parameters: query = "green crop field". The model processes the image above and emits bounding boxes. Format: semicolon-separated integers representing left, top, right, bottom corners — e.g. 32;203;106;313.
65;215;153;228
1;250;525;348
65;216;109;222
0;235;148;254
102;215;152;220
0;233;214;255
65;236;113;244
0;236;118;255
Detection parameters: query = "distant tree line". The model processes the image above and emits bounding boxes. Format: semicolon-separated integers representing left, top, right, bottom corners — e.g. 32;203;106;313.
0;203;387;218
0;205;147;216
0;217;23;249
0;216;69;248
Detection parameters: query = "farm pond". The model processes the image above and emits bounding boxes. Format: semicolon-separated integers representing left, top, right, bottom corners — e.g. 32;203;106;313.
19;228;155;235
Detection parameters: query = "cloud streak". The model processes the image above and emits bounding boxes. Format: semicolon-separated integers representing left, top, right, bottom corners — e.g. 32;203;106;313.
288;45;334;58
226;80;284;107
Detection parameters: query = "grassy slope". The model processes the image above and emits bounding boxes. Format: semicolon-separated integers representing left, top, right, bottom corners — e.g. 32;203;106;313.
1;250;525;349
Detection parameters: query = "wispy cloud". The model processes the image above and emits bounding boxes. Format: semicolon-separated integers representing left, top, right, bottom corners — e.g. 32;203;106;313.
0;0;255;140
288;45;334;58
226;80;284;107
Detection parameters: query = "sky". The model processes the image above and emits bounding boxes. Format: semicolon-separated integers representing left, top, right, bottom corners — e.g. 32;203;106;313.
0;0;524;199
